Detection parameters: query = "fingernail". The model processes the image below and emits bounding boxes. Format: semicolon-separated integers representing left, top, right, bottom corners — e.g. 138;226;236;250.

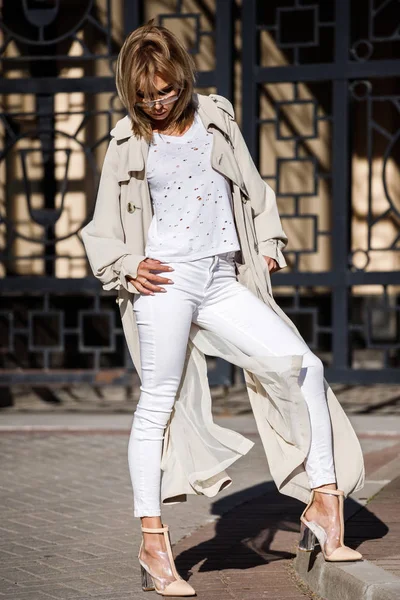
168;267;174;271
161;288;167;292
167;280;173;284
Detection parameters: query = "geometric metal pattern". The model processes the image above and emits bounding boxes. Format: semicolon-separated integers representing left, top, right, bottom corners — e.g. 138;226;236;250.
277;6;319;49
29;311;64;352
349;83;400;264
276;100;318;140
0;311;13;353
260;79;331;272
350;0;400;62
0;292;128;382
260;1;335;65
78;310;116;353
0;107;125;276
0;1;116;75
0;0;235;385
0;0;399;385
242;0;400;383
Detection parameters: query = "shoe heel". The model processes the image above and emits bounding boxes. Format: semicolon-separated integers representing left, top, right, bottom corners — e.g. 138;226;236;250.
140;564;155;591
298;521;316;551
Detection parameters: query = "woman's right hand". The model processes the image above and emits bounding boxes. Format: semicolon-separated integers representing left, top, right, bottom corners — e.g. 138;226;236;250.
125;258;174;295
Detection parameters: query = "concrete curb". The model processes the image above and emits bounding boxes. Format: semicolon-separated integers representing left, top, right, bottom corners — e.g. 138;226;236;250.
294;551;400;600
293;463;400;600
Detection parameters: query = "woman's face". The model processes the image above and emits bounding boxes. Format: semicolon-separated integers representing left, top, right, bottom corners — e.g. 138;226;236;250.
136;74;179;122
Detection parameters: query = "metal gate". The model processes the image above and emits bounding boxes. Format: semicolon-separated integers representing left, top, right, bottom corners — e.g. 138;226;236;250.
0;0;399;386
0;0;235;386
242;0;400;383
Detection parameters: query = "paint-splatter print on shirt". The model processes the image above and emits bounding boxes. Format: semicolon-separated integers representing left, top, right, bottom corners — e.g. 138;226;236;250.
145;109;240;261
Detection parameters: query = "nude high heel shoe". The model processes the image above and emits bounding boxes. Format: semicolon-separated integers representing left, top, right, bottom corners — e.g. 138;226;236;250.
298;487;363;562
138;523;196;596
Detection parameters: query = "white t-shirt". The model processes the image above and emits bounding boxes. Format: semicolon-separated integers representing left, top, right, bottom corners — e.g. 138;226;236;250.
144;109;240;261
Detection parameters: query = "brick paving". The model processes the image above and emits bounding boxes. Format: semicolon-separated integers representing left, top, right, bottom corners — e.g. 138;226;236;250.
0;433;141;600
172;435;400;600
172;488;317;600
0;429;318;600
0;417;399;599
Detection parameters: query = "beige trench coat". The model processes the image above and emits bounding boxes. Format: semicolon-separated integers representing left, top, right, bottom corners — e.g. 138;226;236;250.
81;92;365;506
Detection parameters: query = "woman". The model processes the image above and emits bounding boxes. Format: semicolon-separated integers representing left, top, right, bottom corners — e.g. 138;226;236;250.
82;20;364;597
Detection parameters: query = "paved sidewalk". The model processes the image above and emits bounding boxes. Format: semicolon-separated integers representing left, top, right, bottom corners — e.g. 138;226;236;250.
349;476;400;577
0;412;399;599
294;438;400;600
172;486;312;600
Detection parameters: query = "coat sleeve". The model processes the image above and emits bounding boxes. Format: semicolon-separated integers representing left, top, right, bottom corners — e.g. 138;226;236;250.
213;94;288;270
80;137;145;294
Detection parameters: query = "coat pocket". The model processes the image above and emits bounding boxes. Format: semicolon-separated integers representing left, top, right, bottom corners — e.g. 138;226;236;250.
258;255;273;298
235;262;252;288
236;259;273;300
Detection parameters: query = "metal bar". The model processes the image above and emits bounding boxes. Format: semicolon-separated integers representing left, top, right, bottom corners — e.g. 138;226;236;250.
3;270;400;292
36;94;56;277
124;0;143;36
241;0;258;159
273;272;343;286
347;272;400;285
0;371;133;386
324;368;400;384
1;366;399;386
0;77;117;94
196;71;217;88
216;0;234;100
256;59;400;83
331;0;351;371
0;278;104;293
275;272;400;286
0;72;217;95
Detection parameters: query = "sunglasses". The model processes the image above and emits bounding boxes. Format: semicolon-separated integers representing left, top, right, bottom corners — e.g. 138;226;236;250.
135;88;182;109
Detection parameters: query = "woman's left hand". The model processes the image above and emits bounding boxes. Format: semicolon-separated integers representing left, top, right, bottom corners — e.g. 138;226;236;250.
263;256;279;274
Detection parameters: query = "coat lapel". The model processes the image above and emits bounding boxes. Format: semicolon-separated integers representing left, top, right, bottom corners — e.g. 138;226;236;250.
110;93;249;197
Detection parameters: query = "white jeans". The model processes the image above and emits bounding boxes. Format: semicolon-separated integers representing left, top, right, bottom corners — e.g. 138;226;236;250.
128;251;336;517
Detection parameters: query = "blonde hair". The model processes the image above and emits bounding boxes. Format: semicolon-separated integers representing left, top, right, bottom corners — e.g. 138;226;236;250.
115;18;197;143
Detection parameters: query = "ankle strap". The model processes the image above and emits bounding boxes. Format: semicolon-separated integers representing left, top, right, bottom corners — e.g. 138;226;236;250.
313;487;344;496
141;525;169;533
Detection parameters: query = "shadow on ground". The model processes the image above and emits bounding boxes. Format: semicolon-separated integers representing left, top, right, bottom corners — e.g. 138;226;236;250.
175;481;389;576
